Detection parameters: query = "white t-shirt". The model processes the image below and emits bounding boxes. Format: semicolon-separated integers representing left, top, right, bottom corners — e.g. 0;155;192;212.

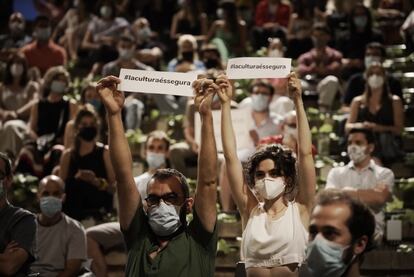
31;214;86;277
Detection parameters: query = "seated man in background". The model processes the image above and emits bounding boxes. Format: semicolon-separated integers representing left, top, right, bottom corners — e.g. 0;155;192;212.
86;130;171;277
325;129;394;242
302;189;375;277
31;175;87;276
298;22;342;111
0;152;36;276
95;75;218;276
20;15;67;76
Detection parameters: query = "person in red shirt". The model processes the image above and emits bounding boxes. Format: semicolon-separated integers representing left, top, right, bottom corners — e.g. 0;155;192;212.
20;16;66;76
252;0;291;50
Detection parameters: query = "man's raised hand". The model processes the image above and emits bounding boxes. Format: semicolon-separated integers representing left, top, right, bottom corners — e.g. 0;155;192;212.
193;77;218;115
96;76;124;115
216;74;233;104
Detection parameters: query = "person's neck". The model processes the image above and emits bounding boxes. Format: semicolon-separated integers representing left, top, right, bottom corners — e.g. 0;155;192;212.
264;196;287;216
47;93;62;103
354;157;371;171
345;259;361;277
11;77;22;87
36;39;49;46
370;88;382;101
38;212;62;226
79;141;96;155
251;110;269;125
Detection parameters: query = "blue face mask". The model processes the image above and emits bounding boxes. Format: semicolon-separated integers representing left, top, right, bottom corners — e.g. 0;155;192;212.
40;196;62;218
147;201;182;236
251;94;270;112
305;235;353;277
146;152;166;169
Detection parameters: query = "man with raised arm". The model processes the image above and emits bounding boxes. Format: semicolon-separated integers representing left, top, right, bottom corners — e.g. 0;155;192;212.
96;76;219;277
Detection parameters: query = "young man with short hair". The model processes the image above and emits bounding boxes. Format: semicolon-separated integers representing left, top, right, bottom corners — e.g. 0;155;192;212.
303;189;376;277
325;128;394;241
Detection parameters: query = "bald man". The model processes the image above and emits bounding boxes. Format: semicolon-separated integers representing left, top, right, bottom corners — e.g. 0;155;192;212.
30;175;87;277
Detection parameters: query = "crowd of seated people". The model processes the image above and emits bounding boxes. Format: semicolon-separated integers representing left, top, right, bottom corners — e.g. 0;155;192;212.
0;0;413;276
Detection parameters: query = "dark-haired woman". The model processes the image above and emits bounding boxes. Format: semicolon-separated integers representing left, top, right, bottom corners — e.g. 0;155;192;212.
59;107;115;221
346;62;404;165
218;72;315;276
205;1;246;60
15;66;77;176
0;53;39;157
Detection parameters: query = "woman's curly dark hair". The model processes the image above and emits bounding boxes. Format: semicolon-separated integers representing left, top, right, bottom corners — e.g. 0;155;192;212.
244;144;298;201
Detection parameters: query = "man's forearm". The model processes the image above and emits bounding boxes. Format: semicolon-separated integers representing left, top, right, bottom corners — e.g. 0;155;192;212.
107;113;133;184
198;112;217;184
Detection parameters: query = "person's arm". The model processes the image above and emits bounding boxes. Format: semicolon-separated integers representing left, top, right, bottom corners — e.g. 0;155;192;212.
96;76;139;230
322;51;342;76
345;186;391;209
193;78;218;233
0;245;29;276
205;21;219;42
81;29;99;50
216;75;249;214
289;72;316;210
63;120;75;148
297;54;316;77
59;149;71;181
28;100;39;139
56;259;83;277
345;97;364;133
170;13;180;40
103;146;116;193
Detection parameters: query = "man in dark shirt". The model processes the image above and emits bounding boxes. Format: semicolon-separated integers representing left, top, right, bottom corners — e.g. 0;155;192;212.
96;76;219;277
342;42;403;112
0;152;37;276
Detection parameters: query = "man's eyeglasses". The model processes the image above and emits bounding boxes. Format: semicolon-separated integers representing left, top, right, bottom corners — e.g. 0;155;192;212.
145;192;183;207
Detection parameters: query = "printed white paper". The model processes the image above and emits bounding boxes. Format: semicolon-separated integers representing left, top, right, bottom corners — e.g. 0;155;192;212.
226;57;291;79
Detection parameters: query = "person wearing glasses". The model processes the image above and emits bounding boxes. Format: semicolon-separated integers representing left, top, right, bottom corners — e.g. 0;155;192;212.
95;76;219;277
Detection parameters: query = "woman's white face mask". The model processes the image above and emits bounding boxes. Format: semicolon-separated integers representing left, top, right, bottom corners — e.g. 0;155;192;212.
254;177;285;200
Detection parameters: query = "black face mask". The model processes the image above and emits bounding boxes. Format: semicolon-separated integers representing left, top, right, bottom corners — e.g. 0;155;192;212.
204;58;220;69
181;51;194;62
78;126;97;141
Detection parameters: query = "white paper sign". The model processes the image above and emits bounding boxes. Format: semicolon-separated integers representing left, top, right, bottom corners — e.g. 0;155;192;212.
194;108;255;152
226;57;291;79
118;68;198;97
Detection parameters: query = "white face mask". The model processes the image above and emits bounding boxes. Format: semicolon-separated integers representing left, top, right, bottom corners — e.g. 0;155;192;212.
305;234;352;277
9;22;24;33
147;201;182;236
254;177;285;200
251;94;270;112
146;152;166;169
367;74;384;89
268;49;283;57
118;48;135;60
50;80;67;94
364;55;381;69
137;27;151;42
347;144;368;164
35;27;51;41
216;8;224;19
10;63;24;77
100;6;112;19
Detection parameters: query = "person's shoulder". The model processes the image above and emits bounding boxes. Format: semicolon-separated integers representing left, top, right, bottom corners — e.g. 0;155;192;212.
329;164;351;176
5;205;36;225
353;95;364;103
62;213;86;232
20;41;35;52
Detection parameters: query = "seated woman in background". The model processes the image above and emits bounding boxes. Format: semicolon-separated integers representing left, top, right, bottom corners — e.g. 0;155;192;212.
15;66;77;177
205;0;246;60
218;72;315;276
0;52;39;158
346;62;404;165
64;82;107;148
170;0;208;41
59;107;115;221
